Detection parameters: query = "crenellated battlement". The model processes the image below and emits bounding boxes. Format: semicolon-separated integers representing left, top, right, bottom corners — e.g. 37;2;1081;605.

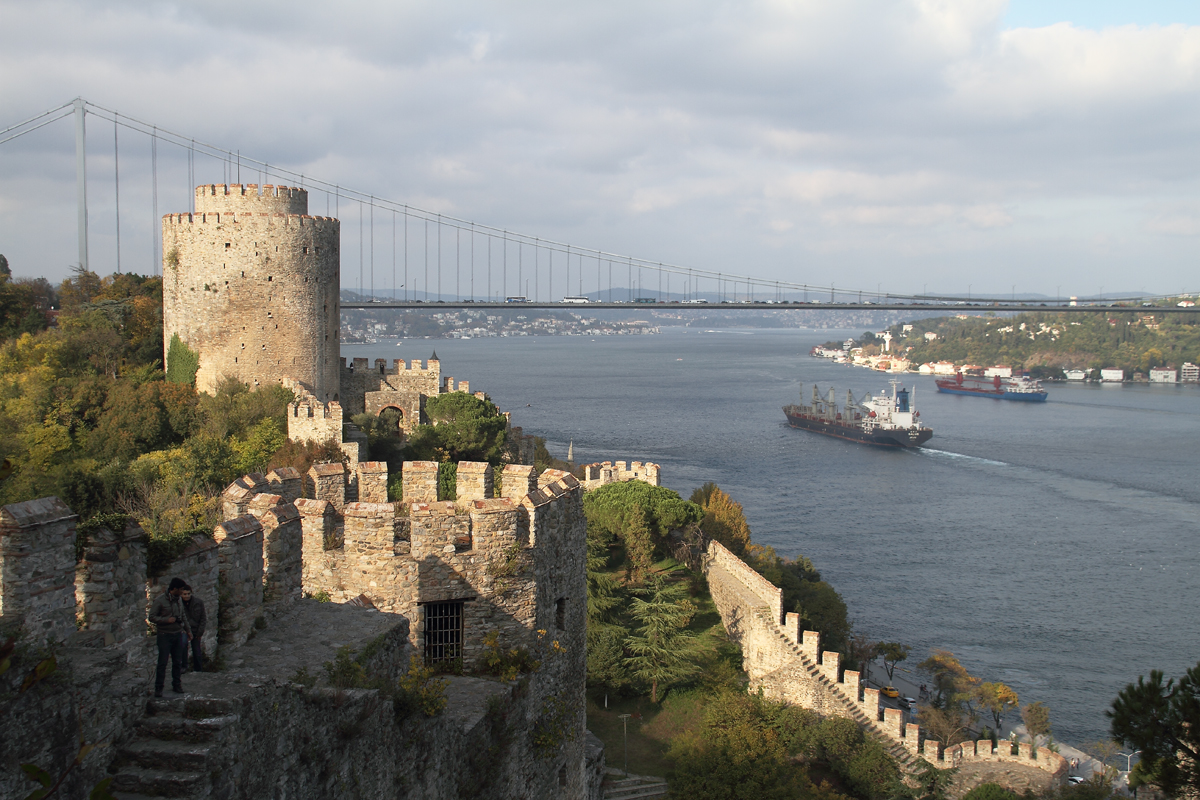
163;211;338;226
195;183;308;215
581;459;661;490
703;539;1069;779
341;356;441;374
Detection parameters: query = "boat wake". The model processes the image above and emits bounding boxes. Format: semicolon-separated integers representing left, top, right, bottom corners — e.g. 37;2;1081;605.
920;449;1008;468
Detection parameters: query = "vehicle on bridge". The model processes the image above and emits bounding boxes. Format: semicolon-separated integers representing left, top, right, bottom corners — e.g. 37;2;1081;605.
504;296;528;303
562;296;589;304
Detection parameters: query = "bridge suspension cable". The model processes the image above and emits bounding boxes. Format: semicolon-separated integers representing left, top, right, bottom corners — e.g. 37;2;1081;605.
1;99;1193;304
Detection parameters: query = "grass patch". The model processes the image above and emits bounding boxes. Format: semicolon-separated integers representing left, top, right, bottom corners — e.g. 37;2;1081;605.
585;691;707;777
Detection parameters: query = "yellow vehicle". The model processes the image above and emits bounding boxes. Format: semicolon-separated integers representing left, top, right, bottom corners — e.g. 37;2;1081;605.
881;686;900;698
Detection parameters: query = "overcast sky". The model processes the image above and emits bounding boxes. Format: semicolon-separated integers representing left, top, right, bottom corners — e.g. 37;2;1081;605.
1;0;1197;298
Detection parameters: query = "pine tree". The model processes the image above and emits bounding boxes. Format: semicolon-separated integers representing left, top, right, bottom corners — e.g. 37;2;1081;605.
623;575;700;702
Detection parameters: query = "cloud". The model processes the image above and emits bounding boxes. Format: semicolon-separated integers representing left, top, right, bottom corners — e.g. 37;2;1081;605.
0;0;1198;294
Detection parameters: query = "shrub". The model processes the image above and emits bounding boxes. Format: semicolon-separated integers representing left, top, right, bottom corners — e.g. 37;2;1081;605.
394;656;448;720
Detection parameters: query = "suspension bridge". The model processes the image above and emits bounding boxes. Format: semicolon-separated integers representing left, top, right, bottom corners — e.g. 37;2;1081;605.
3;99;1195;314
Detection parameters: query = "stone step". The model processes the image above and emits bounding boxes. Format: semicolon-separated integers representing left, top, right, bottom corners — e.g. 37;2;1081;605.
111;767;207;798
138;713;239;743
119;738;213;771
605;783;669;800
148;695;238;718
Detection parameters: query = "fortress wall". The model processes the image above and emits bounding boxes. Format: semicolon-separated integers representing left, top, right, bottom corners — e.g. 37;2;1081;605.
342;356;441;418
214;516;265;650
581;459;662;490
260;504;303;605
75;521;148;660
402;460;439;503
288;397;344;446
267;467;303;502
502;463;538;497
0;497;78;645
707;539;783;624
309;463;346;511
409;498;537;665
149;534;221;658
162;185;340;401
357;461;388;503
704;538;1070;778
455;461;493;504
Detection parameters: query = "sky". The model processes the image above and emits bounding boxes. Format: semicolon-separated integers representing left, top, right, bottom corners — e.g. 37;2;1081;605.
1;0;1198;299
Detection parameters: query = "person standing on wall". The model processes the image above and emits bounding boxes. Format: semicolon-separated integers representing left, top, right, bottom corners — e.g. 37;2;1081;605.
149;577;192;697
179;583;206;673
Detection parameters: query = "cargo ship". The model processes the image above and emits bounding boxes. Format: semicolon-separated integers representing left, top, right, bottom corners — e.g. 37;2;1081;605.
935;372;1048;402
783;381;933;447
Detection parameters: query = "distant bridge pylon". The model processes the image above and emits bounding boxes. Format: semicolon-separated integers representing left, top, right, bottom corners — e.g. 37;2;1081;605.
1;99;1193;310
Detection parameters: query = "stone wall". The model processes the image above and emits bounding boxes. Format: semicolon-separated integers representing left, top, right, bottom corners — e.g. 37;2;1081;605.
704;539;1068;779
403;460;439;503
456;461;493;504
0;497;79;645
309;462;346;511
75;521;148;659
214;516;265;650
358;461;389;503
342;356;441;422
162;185;341;401
581;459;661;490
148;533;221;658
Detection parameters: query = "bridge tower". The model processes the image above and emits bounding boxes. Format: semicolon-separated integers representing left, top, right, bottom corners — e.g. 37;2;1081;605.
162;185;341;400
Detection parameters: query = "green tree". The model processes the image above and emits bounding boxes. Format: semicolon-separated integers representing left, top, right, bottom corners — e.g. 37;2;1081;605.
919;650;979;707
404;391;507;464
623;575;700;702
585;533;620;624
1022;701;1052;748
977;682;1019;731
691;482;752;556
666;690;814;799
166;334;200;385
876;642;910;682
962;783;1018;800
622;504;655;585
1107;662;1200;797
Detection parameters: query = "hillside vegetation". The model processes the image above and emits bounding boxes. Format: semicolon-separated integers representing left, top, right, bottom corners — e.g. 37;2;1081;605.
893;311;1200;374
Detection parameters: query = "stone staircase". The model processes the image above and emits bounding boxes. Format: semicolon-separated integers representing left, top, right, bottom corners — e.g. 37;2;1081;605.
603;772;669;799
110;692;240;800
755;606;925;776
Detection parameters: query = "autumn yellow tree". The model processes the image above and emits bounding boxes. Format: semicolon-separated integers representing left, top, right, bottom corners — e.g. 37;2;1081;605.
691;482;752;556
976;682;1019;731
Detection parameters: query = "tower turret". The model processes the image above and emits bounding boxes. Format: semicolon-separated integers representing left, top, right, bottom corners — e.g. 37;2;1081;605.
162;184;341;400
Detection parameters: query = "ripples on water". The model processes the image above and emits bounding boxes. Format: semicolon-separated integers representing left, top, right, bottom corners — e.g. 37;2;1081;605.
349;327;1200;744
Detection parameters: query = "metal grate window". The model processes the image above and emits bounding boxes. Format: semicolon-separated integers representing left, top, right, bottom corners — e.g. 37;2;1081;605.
423;601;463;664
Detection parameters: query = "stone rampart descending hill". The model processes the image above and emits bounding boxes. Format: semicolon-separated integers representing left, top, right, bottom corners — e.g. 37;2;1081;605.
703;540;1068;781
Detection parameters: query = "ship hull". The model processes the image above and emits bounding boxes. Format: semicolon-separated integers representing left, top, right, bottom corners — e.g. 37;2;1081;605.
935;384;1048;402
783;409;933;448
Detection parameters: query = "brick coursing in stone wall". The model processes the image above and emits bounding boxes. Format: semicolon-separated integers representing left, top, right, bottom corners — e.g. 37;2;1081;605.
403;460;439;504
267;467;303;502
162;185;341;401
704;539;1068;778
357;461;389;503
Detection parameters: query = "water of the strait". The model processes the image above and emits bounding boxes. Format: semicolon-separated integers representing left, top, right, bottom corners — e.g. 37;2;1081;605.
347;326;1200;746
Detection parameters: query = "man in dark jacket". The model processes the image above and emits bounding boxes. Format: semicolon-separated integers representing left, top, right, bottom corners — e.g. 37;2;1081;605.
179;585;206;673
149;577;192;697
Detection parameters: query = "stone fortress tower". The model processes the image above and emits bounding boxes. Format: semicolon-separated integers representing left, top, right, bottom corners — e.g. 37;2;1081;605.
162;185;341;400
